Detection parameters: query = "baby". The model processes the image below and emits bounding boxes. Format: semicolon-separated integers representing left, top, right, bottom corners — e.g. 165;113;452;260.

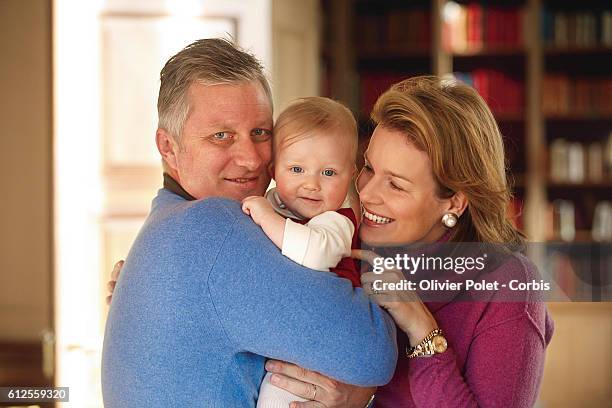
241;96;361;407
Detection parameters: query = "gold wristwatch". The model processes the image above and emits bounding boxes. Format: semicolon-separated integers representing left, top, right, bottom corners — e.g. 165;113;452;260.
406;328;448;358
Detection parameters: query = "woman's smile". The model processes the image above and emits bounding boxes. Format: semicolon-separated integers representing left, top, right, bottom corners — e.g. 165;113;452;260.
362;207;394;225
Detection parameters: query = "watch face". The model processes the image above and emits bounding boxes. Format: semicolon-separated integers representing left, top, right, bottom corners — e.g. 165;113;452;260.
432;335;448;353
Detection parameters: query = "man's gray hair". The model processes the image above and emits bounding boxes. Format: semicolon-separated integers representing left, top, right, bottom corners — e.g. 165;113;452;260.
157;38;272;141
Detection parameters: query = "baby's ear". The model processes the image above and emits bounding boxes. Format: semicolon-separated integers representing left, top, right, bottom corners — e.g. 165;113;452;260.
267;161;276;180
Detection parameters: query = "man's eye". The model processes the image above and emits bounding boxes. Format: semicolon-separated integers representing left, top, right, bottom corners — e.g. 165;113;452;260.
212;132;231;140
252;128;272;141
290;166;304;173
322;169;336;177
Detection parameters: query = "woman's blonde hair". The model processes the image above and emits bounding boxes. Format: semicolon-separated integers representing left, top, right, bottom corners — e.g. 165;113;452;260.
371;76;524;246
274;97;357;160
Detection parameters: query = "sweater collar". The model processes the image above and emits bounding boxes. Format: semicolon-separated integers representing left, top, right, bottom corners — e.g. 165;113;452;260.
163;173;197;201
265;187;305;220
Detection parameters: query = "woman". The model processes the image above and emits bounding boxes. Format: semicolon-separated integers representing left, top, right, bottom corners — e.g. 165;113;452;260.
262;76;553;407
107;76;554;407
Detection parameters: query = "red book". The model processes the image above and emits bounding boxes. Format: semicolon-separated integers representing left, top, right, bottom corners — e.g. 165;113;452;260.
467;2;483;50
360;73;405;116
574;79;589;114
486;8;498;46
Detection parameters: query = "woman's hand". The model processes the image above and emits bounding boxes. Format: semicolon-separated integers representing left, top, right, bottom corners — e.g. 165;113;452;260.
264;360;376;408
353;249;438;346
105;260;124;305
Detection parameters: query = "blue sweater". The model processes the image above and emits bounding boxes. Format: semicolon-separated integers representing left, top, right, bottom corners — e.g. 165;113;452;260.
102;189;397;407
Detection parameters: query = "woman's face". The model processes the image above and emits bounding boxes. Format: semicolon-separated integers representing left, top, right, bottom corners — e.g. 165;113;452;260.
357;125;449;246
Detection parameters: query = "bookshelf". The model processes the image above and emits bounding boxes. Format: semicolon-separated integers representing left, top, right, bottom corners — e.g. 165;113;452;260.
320;1;612;405
321;0;612;244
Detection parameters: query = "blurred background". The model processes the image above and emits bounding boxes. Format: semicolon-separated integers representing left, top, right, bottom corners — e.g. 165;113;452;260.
0;0;610;407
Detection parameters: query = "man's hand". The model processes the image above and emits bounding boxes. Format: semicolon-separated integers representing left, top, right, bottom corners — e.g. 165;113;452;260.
241;196;277;226
264;360;376;408
105;260;124;305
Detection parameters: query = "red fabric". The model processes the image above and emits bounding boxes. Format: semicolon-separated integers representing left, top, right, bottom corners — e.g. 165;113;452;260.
296;207;361;288
329;208;361;288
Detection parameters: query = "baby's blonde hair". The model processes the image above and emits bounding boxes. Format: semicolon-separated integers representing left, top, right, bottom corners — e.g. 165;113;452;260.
274;97;357;160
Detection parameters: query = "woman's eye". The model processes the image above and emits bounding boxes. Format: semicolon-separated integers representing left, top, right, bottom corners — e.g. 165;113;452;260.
389;181;403;191
362;163;373;172
290;166;304;173
322;169;336;177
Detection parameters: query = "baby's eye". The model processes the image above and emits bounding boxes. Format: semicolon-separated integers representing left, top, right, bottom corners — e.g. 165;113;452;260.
322;169;336;177
290;166;304;173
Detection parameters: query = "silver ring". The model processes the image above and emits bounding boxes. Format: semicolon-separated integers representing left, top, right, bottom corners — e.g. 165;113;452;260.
312;384;318;400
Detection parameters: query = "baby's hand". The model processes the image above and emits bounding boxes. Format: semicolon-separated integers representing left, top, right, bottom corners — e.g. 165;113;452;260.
241;196;276;226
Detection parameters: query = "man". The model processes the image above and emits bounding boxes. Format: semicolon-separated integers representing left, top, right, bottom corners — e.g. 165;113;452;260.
101;38;397;407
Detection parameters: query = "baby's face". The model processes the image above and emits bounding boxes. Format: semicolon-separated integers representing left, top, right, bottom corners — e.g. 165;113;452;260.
274;131;355;219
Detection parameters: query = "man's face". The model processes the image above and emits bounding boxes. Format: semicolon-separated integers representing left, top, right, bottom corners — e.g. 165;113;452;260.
169;81;273;201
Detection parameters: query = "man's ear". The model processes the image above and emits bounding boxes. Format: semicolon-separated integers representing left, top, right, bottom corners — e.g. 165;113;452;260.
156;128;179;172
447;191;468;218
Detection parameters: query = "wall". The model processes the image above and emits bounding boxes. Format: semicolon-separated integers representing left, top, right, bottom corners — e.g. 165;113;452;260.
0;0;52;342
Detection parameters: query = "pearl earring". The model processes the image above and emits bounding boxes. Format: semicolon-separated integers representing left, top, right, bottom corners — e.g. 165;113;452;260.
442;213;458;228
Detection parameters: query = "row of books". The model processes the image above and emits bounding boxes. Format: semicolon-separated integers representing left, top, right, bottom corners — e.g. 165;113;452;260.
547;200;612;243
542;9;612;48
542;75;612;116
359;73;406;115
454;70;523;116
549;134;612;184
359;70;524;119
355;9;431;51
442;2;524;52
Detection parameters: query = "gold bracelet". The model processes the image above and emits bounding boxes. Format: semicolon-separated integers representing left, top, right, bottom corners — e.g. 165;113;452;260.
406;328;444;358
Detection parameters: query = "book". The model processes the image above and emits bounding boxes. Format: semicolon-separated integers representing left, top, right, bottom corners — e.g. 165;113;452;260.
542;75;612;116
567;142;585;183
587;143;604;182
443;3;523;52
553;199;576;242
550;138;569;182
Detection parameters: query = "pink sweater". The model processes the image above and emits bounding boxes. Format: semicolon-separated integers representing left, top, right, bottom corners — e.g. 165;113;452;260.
375;254;554;407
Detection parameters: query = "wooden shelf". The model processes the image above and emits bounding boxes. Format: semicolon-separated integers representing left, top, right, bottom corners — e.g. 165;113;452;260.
450;46;525;57
547;181;612;189
545;114;612;122
356;45;431;59
544;46;612;56
495;112;525;121
546;236;593;245
354;0;430;12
